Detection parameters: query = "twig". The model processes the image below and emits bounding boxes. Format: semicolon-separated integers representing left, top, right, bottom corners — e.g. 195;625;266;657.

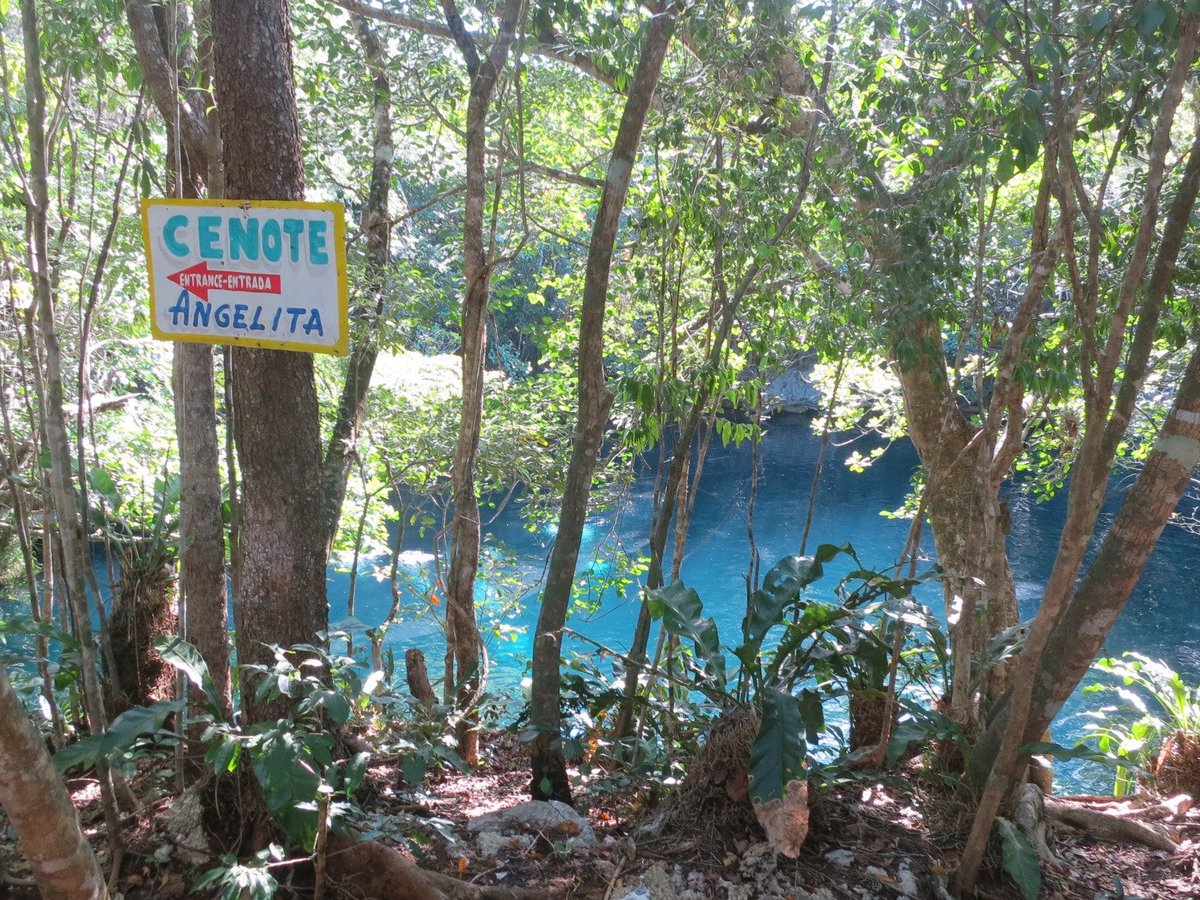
601;855;627;900
312;788;331;900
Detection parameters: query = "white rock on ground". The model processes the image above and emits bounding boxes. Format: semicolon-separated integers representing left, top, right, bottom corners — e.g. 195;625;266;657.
823;848;857;867
467;799;597;847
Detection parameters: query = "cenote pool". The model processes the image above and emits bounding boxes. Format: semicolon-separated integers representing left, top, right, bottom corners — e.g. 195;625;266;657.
330;416;1200;792
5;418;1195;792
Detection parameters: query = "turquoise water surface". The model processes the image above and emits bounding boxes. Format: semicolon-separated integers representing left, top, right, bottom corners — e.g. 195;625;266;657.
329;417;1200;791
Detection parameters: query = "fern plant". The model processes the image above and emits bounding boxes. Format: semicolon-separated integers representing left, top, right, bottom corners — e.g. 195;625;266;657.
1080;653;1200;796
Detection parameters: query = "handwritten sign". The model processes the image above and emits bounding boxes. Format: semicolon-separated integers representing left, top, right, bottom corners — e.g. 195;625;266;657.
140;199;348;355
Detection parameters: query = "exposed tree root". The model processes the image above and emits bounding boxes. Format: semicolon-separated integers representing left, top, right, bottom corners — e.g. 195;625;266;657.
1012;784;1063;870
325;833;540;899
1044;796;1181;853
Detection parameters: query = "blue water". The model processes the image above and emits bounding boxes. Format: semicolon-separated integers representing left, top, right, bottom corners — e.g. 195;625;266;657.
5;418;1196;790
330;418;1200;791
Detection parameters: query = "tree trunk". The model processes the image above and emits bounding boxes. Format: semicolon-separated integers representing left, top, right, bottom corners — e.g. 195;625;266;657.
0;667;108;900
529;5;677;802
320;14;394;553
441;0;524;766
955;22;1199;892
171;141;231;720
974;340;1200;774
174;343;232;716
127;0;233;721
211;0;328;724
21;0;124;850
893;313;1018;725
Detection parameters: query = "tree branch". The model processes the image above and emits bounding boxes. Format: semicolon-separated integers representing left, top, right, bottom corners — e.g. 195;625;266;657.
330;0;620;92
124;0;211;170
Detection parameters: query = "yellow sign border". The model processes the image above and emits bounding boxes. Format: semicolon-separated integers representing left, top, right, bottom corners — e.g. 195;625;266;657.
140;198;349;356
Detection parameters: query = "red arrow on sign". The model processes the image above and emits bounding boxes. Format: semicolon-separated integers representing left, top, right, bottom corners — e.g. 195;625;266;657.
167;261;282;302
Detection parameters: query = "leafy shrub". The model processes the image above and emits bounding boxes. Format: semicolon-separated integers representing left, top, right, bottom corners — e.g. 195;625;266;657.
1080;653;1200;796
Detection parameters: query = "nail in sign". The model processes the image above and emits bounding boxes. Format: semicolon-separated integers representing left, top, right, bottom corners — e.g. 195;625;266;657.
140;199;349;355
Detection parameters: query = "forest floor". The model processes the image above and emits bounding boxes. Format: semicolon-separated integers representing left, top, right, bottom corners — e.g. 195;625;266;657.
1;729;1198;899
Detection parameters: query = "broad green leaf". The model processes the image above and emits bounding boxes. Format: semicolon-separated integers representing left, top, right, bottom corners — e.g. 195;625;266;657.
647;581;725;690
54;699;183;772
797;688;824;745
87;467;122;512
1020;740;1136;770
750;690;807;804
740;544;854;656
156;636;222;715
997;816;1041;900
305;689;352;726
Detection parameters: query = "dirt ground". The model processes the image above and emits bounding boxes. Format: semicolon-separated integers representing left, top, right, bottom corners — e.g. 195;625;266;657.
2;730;1198;899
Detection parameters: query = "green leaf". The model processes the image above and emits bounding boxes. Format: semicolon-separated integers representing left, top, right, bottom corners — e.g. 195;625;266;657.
87;468;122;512
750;690;807;804
54;700;182;772
797;688;824;745
1087;10;1111;35
402;753;428;786
647;581;725;690
344;751;370;794
305;689;352;725
997;816;1041;900
1139;1;1166;38
156;636;223;715
206;734;241;775
739;544;854;657
1020;740;1134;770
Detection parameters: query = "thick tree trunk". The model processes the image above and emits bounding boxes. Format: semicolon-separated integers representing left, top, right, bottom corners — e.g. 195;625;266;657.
529;5;677;802
0;668;108;899
212;0;328;724
441;0;524;766
320;14;394;553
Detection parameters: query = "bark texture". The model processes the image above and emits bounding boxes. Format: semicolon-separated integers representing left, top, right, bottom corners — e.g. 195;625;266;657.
0;668;108;900
21;0;123;844
128;0;232;720
174;343;232;715
529;5;677;802
212;0;328;724
955;19;1200;893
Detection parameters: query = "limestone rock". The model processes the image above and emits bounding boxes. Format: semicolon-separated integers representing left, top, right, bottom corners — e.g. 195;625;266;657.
765;356;822;415
467;799;597;847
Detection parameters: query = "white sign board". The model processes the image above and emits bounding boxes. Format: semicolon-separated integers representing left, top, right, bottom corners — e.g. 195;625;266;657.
141;199;348;355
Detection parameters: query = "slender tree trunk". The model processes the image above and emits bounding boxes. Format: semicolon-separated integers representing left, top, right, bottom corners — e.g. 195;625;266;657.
529;5;677;802
956;21;1200;892
211;0;328;724
127;0;232;721
21;0;124;852
0;667;108;900
170;131;232;719
320;14;394;553
441;0;524;766
174;342;231;715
